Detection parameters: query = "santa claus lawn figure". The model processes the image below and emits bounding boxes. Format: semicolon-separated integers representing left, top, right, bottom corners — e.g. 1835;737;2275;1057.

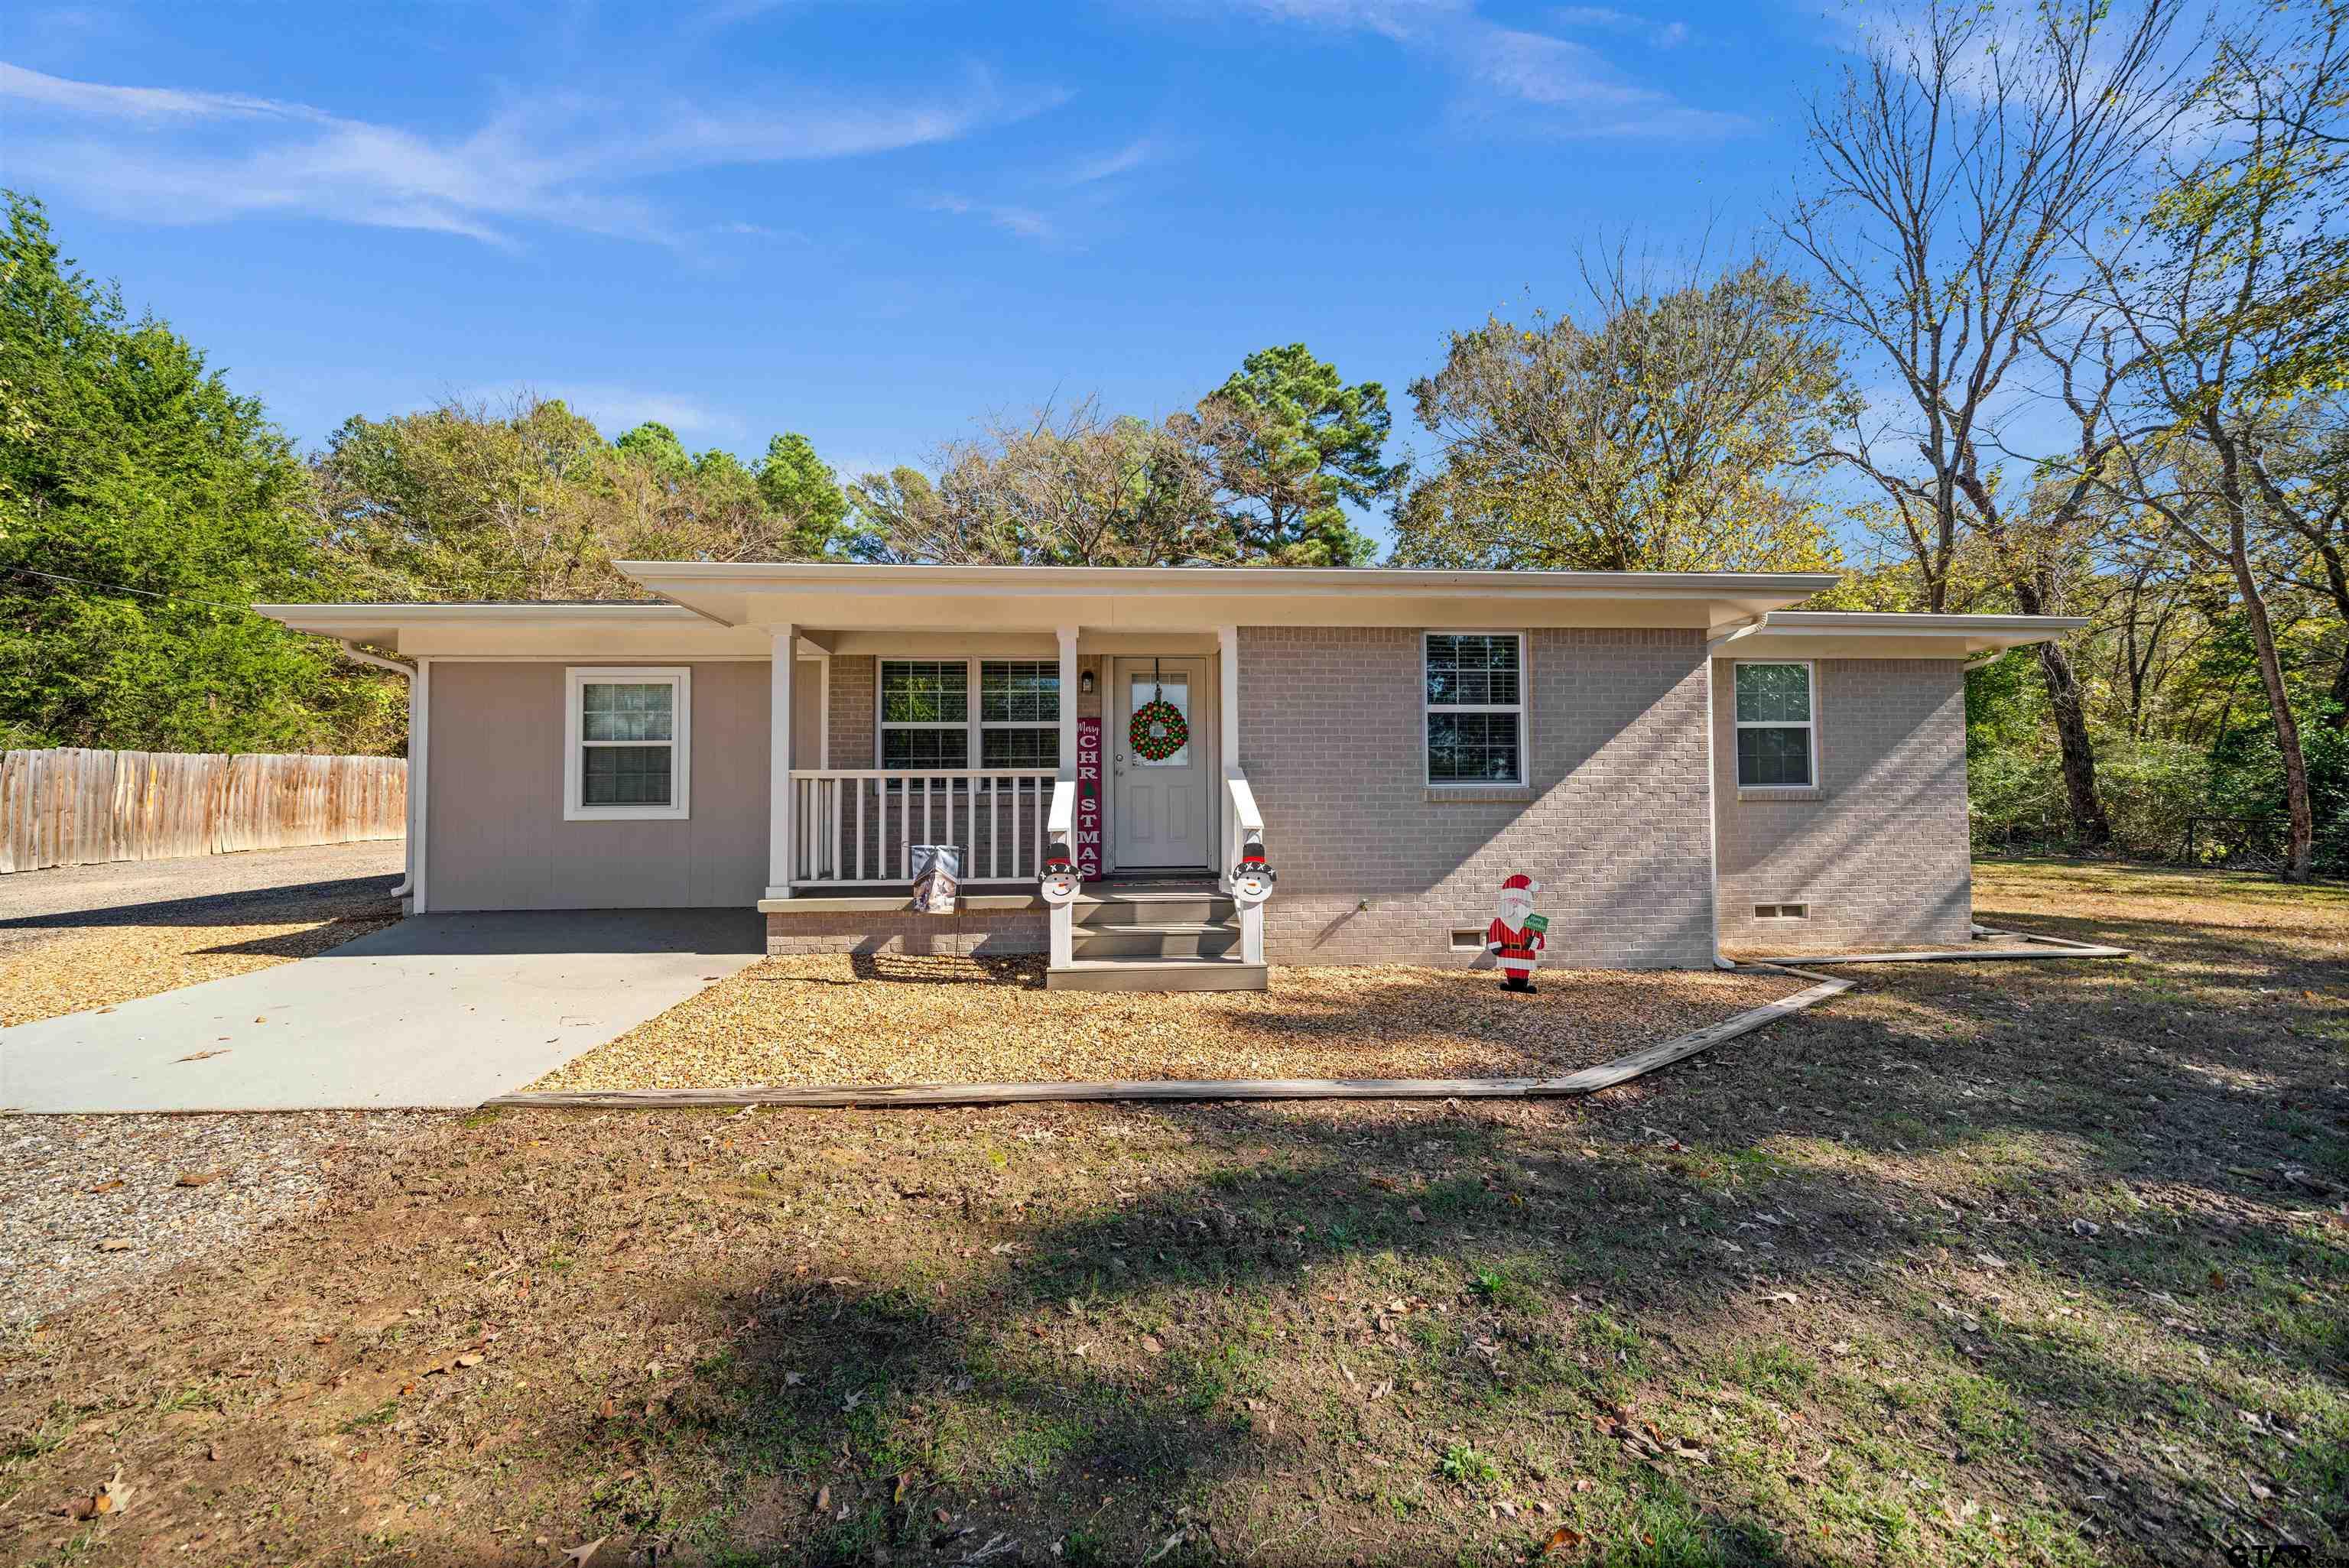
1486;873;1547;993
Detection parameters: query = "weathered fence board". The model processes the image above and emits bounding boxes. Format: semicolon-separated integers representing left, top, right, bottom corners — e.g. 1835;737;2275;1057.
0;748;404;873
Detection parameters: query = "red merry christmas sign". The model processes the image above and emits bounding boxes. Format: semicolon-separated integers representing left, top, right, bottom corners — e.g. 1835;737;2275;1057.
1074;716;1103;879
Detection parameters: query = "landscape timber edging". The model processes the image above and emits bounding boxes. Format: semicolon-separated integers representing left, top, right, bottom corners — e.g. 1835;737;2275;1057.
480;931;2125;1113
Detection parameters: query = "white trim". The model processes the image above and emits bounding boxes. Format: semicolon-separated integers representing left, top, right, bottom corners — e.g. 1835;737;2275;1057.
1057;627;1078;791
612;562;1843;596
768;632;793;898
817;654;832;769
1701;653;1727;967
412;657;431;914
1219;625;1239;889
1730;659;1817;791
1421;630;1528;789
564;666;692;822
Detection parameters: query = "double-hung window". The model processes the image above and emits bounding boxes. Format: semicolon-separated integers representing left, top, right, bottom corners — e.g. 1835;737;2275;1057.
879;659;1059;777
978;660;1059;768
1425;632;1525;786
1733;661;1815;788
879;661;969;771
564;667;690;820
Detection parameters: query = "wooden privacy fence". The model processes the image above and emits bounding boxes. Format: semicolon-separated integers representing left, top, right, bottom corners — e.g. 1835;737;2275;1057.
0;748;405;874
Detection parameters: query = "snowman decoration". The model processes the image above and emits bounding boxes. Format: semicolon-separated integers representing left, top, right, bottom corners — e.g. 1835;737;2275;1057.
1485;872;1547;992
1039;848;1082;908
1230;839;1276;907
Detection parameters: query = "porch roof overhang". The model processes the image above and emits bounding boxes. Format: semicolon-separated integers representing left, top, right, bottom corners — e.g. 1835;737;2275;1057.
250;602;801;660
612;561;1845;633
1711;611;2091;661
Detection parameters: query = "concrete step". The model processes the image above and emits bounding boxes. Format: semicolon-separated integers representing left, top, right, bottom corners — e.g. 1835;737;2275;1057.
1074;892;1235;927
1071;921;1241;959
1045;956;1269;993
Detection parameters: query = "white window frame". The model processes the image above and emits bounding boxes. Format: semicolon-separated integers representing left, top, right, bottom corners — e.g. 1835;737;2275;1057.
1732;659;1817;790
977;658;1062;771
564;666;691;822
876;658;1060;778
1422;630;1528;788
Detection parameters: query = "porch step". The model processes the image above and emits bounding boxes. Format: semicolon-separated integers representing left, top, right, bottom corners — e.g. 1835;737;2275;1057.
1071;921;1240;959
1074;892;1236;926
1045;956;1269;992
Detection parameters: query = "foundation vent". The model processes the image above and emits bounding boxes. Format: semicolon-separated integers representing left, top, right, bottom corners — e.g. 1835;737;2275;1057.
1753;903;1810;920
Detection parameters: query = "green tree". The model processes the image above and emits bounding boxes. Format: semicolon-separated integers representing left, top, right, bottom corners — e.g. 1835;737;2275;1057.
1391;258;1853;575
316;400;850;599
1177;343;1396;565
0;190;390;752
612;420;690;479
846;401;1218;566
757;432;852;557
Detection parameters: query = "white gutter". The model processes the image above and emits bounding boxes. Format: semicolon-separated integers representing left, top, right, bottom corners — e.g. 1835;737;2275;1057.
334;640;418;901
1699;618;1759;969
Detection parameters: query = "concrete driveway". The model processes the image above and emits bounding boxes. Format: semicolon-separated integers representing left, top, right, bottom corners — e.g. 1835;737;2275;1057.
1;911;764;1113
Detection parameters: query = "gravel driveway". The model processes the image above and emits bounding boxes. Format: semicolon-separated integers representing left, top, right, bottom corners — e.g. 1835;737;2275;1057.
0;1112;442;1325
0;840;404;953
0;842;405;1027
2;844;427;1325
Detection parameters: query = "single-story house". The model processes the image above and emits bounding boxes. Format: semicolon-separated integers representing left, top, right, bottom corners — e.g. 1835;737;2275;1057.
259;564;2083;992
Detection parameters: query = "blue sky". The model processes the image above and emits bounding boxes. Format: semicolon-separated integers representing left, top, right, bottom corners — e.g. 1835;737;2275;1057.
3;0;1862;551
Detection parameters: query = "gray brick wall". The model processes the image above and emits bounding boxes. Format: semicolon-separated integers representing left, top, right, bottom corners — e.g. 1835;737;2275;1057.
766;908;1046;956
1238;626;1717;969
829;654;876;768
1711;657;1973;951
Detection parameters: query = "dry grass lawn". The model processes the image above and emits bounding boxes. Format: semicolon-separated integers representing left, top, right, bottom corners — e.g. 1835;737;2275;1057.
3;861;2344;1568
528;955;1807;1091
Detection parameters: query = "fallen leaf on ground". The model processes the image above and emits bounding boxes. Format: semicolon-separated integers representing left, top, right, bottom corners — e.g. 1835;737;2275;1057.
95;1238;133;1252
562;1537;606;1566
1542;1524;1586;1554
86;1179;123;1193
175;1170;224;1187
175;1049;229;1063
63;1466;132;1521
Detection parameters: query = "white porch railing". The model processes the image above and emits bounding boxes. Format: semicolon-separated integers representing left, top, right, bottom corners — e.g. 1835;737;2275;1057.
1224;766;1266;964
788;770;1058;887
1047;771;1077;966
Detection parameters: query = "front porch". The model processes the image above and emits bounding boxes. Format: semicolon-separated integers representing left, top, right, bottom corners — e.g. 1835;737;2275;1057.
756;624;1267;990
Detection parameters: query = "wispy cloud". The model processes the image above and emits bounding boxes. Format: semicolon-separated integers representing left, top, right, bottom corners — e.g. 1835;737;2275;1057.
0;59;1067;248
921;192;1060;242
1551;6;1691;48
538;385;749;443
1220;0;1737;136
1059;136;1161;185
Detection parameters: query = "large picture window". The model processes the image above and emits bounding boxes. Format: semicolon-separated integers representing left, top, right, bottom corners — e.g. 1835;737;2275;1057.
564;667;690;821
879;659;1059;774
1424;632;1524;785
1733;661;1815;787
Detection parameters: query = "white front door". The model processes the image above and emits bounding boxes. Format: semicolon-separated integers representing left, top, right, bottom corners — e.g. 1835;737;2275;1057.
1113;657;1211;868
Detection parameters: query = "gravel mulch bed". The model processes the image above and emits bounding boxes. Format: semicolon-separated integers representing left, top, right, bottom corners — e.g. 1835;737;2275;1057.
0;1112;443;1326
529;955;1806;1092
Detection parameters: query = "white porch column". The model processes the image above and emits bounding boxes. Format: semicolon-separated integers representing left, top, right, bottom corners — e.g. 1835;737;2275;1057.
1058;625;1079;782
766;626;795;899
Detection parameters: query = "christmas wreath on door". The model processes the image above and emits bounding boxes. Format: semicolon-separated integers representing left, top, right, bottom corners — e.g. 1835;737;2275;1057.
1129;660;1188;761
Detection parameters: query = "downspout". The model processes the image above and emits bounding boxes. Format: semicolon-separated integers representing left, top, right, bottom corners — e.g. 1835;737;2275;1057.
336;640;417;901
1701;618;1766;970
